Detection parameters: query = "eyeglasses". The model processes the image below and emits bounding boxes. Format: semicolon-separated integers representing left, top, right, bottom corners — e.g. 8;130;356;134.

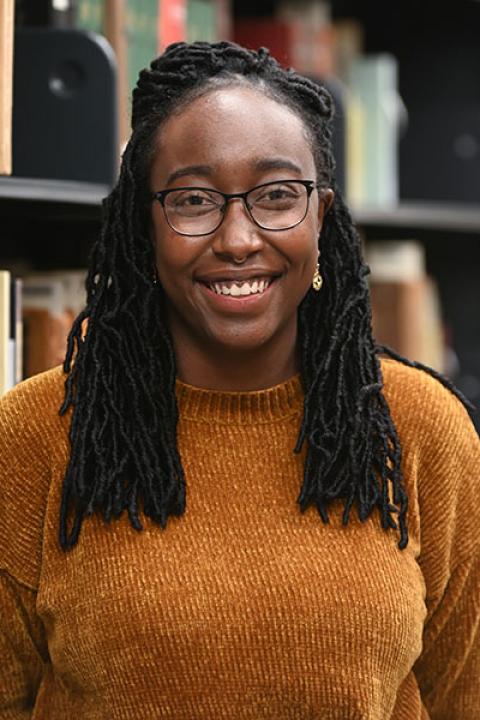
151;179;319;237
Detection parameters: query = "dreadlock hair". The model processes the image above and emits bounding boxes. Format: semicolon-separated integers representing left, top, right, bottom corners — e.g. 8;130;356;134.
59;40;471;551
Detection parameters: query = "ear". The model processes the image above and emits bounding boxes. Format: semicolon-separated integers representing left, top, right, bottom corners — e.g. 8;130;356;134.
318;188;335;220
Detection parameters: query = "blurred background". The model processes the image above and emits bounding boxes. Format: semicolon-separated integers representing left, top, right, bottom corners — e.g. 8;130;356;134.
0;0;479;428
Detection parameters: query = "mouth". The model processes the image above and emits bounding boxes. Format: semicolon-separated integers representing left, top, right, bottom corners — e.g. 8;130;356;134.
203;276;276;297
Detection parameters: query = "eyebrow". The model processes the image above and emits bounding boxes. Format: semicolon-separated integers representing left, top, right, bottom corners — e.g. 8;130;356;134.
165;165;212;186
164;158;304;187
253;158;303;175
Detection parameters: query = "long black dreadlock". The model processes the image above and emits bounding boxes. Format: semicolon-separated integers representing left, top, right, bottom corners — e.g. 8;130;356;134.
59;40;471;551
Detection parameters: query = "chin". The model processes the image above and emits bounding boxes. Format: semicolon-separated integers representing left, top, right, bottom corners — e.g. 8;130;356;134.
206;321;286;355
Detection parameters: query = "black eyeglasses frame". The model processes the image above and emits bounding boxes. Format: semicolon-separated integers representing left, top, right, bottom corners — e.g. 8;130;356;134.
150;179;321;237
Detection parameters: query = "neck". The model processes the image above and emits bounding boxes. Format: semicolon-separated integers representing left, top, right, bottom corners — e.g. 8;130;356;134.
171;329;299;392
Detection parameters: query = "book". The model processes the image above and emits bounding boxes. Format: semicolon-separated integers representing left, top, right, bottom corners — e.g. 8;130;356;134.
159;0;187;49
126;0;160;93
187;0;218;43
76;0;104;34
367;241;445;370
235;16;332;76
215;0;232;40
347;54;401;208
10;276;23;386
77;1;160;99
345;90;366;207
331;18;364;84
0;0;14;175
234;19;299;68
0;270;11;395
22;271;87;379
276;0;333;76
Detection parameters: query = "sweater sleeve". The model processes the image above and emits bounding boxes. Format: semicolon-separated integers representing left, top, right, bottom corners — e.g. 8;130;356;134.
0;370;64;718
399;368;480;719
0;571;47;718
414;552;480;719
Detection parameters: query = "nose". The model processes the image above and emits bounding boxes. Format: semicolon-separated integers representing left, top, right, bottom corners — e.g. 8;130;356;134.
210;197;264;261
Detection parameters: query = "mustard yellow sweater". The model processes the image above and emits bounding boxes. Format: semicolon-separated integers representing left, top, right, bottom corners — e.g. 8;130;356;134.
0;359;479;719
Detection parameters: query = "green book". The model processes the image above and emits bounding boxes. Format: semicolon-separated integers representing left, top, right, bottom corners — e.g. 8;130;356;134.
348;53;400;208
187;0;217;43
76;0;104;34
126;0;159;92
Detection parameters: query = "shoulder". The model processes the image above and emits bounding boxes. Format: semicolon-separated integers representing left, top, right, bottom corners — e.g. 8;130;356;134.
0;364;70;464
0;366;70;587
380;357;480;567
380;357;478;447
0;363;67;420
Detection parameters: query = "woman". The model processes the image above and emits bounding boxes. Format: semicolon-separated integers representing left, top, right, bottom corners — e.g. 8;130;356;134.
0;41;478;719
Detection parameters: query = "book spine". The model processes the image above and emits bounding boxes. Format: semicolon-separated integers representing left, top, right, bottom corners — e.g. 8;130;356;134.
158;0;187;50
0;0;14;175
367;240;445;370
0;270;11;396
126;0;160;93
76;0;105;34
187;0;218;43
10;276;23;386
348;54;400;208
215;0;232;40
234;20;295;68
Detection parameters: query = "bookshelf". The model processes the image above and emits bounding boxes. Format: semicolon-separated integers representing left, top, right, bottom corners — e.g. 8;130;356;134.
0;177;102;269
3;177;480;238
2;197;479;430
2;0;479;426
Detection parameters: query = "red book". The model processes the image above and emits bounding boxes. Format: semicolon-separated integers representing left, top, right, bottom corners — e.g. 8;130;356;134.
234;18;333;76
158;0;187;50
234;19;298;68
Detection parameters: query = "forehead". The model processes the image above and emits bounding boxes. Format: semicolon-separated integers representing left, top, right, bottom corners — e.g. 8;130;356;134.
151;86;316;184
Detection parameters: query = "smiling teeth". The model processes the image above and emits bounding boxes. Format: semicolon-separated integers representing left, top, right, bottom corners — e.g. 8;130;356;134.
210;279;270;296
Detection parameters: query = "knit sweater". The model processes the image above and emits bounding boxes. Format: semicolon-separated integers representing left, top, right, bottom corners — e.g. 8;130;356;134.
0;359;479;719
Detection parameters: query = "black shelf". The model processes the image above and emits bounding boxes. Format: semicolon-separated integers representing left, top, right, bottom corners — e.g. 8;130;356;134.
0;176;109;204
0;176;110;221
2;178;480;238
0;177;108;267
353;201;480;239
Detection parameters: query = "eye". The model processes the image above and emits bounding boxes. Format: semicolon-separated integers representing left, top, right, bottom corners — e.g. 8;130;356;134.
171;191;217;207
252;183;302;208
166;189;222;216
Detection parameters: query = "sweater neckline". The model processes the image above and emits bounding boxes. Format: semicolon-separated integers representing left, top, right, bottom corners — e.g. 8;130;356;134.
175;374;304;424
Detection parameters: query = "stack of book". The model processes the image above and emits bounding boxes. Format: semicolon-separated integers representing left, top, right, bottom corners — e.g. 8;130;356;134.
0;269;87;396
0;271;21;396
234;0;333;77
366;240;445;370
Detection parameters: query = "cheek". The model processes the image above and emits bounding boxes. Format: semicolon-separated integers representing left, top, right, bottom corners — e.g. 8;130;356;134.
153;232;204;306
153;221;184;277
295;224;319;274
155;250;183;294
151;211;184;274
153;235;183;294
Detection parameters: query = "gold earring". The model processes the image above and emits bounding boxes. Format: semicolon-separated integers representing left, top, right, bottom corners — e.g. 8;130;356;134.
312;263;323;291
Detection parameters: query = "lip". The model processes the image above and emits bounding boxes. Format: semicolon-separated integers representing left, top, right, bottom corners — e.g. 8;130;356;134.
196;276;278;311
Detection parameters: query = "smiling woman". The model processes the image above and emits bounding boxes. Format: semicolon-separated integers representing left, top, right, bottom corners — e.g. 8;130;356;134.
0;41;479;720
150;85;330;385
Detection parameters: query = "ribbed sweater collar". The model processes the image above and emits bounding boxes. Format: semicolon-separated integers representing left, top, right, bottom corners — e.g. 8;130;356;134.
175;374;304;424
